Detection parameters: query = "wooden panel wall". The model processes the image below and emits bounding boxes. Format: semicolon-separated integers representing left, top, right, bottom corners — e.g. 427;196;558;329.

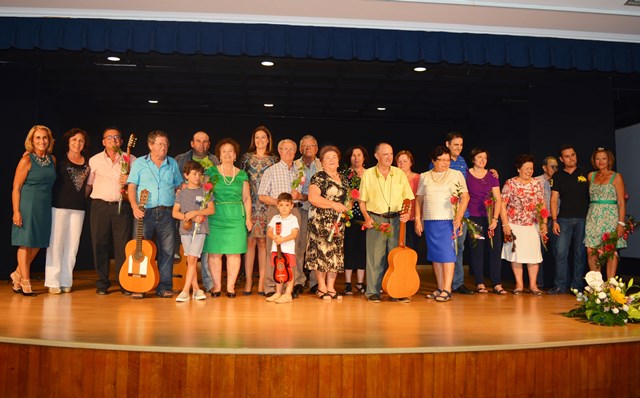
1;342;638;398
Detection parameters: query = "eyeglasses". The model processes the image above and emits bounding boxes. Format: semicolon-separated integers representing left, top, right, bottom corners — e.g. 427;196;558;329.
103;135;121;141
549;165;558;170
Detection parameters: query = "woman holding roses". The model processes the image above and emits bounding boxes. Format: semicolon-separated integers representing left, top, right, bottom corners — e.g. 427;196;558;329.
306;145;350;299
500;154;546;296
415;146;469;302
342;145;369;295
584;148;626;279
466;148;505;295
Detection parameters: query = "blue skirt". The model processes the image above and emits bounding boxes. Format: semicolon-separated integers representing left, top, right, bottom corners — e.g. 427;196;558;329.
425;220;456;263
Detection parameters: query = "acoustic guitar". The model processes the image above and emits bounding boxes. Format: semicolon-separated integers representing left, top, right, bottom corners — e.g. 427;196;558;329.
382;199;420;298
273;222;293;284
118;189;160;293
171;243;188;292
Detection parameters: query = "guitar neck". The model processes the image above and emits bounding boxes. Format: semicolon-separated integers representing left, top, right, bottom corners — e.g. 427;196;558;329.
398;220;406;248
135;206;144;258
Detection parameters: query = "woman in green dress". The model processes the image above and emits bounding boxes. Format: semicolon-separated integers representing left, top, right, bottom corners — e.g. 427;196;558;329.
203;138;253;297
11;125;57;296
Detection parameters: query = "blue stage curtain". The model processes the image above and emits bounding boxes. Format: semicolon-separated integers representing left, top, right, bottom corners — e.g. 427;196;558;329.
1;17;639;73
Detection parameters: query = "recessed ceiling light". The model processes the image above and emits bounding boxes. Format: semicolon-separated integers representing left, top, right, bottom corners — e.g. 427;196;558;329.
377;107;386;111
261;61;274;67
107;56;121;62
148;99;159;104
414;66;427;72
263;103;274;107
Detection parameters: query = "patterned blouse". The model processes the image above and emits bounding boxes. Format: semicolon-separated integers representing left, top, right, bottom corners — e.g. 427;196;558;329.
501;177;544;226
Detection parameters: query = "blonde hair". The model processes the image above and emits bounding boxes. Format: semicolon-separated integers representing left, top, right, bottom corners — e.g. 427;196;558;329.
24;125;55;154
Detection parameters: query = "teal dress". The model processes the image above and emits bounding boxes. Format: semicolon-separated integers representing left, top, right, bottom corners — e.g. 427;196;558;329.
584;172;626;249
203;166;249;254
12;153;56;248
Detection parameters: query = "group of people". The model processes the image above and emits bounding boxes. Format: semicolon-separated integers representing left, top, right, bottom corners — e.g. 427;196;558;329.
10;125;629;304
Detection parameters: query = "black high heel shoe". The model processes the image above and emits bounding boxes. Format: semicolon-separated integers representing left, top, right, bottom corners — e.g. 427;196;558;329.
9;271;22;294
20;280;37;297
226;292;236;298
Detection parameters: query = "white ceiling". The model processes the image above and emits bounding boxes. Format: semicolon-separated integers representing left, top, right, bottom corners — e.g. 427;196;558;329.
1;0;640;43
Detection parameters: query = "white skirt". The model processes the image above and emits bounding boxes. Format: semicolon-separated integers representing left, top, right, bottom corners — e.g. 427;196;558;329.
501;223;542;264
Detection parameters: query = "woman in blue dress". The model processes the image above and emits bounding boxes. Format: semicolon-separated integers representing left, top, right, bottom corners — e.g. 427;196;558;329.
11;125;57;296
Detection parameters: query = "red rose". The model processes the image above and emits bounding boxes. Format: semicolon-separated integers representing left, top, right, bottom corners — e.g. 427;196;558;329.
604;244;616;252
203;182;213;191
450;196;459;205
350;188;360;200
540;208;549;219
483;198;493;207
602;232;610;242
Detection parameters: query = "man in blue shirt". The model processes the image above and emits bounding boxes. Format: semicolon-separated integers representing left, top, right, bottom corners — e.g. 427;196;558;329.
127;130;184;299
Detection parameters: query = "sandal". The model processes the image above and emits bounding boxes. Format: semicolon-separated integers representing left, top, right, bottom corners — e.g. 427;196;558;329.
435;290;452;302
530;290;543;296
326;291;343;300
426;288;442;299
316;290;329;299
493;285;507;295
355;283;366;295
344;282;353;295
131;292;145;299
512;289;523;295
476;285;488;294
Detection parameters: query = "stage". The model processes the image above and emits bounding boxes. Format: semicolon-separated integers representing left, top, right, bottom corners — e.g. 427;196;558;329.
1;267;639;397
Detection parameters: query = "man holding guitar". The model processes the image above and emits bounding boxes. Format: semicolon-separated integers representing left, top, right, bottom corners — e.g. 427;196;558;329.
88;127;136;295
358;142;414;303
127;130;183;299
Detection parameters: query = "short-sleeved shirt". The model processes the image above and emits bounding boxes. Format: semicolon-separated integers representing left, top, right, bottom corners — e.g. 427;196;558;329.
466;171;500;217
551;167;589;218
268;213;299;254
359;166;414;214
175;186;210;235
430;155;469;217
127;155;183;208
417;169;467;221
88;150;137;202
258;160;299;199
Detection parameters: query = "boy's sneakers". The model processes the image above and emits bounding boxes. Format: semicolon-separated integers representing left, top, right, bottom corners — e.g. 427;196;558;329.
176;291;190;302
266;292;282;302
193;289;207;300
275;293;293;304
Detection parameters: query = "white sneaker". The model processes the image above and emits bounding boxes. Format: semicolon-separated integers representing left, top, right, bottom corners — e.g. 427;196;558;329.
176;291;190;302
275;293;293;304
266;292;282;302
193;289;206;300
48;287;61;294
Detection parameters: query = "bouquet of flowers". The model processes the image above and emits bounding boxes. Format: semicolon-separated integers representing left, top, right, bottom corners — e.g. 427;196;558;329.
291;163;306;190
113;145;131;214
563;271;640;326
591;215;639;269
536;202;550;251
192;178;216;240
483;194;497;248
450;182;483;254
361;221;393;237
341;167;361;228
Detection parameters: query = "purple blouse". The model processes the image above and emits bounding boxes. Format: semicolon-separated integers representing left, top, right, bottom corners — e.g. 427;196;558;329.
465;171;500;217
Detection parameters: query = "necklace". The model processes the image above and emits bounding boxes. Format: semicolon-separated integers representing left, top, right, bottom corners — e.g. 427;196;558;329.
221;165;236;186
429;169;449;184
33;153;51;167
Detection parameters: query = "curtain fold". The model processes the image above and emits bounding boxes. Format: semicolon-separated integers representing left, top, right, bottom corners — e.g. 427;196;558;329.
1;17;638;73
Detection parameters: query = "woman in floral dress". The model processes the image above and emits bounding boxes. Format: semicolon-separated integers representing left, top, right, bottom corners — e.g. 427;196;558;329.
500;154;547;296
584;148;626;279
306;145;349;299
240;126;278;295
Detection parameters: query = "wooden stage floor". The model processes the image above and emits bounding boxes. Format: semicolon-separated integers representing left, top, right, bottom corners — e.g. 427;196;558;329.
2;267;639;354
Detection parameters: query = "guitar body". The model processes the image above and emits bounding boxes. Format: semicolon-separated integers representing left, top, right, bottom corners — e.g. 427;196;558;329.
172;244;188;292
385;247;420;298
118;189;160;293
382;199;420;298
119;239;159;293
273;248;292;284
